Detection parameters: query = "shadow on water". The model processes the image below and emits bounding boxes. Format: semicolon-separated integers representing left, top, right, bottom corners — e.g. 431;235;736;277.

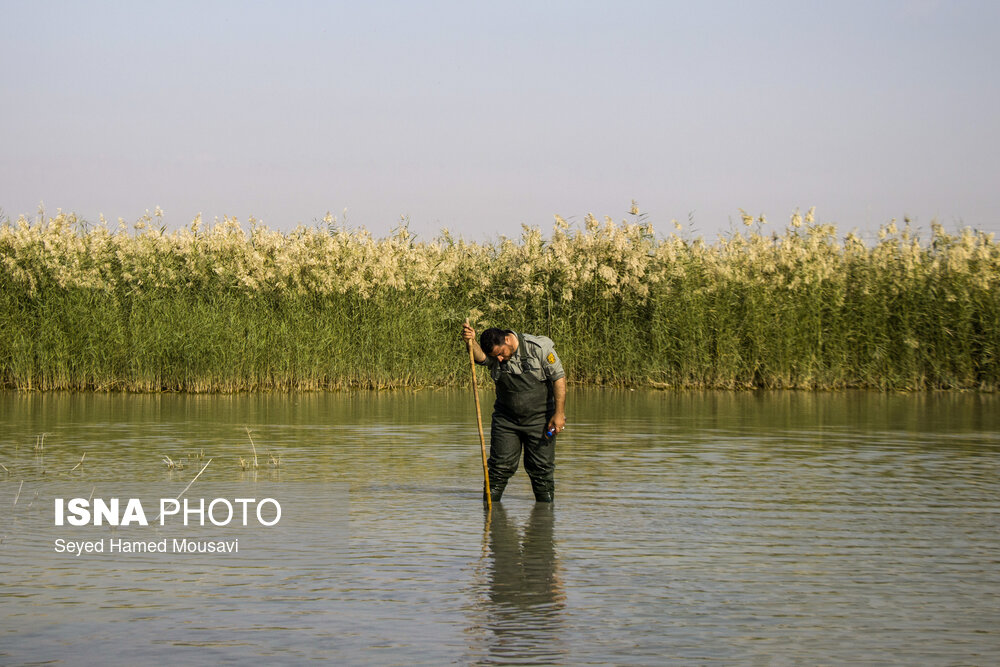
472;503;566;665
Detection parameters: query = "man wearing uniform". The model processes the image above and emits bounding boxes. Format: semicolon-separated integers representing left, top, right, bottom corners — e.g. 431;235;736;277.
461;324;567;503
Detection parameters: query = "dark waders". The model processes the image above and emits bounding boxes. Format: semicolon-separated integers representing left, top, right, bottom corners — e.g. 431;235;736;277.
486;334;556;503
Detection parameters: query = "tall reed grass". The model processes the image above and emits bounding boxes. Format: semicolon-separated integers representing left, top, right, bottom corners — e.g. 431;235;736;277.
1;207;996;391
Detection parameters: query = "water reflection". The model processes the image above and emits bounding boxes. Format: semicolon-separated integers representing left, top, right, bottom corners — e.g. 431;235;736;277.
479;504;566;664
2;389;999;664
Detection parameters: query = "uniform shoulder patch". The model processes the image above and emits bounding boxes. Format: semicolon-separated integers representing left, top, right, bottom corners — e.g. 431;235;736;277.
546;352;556;364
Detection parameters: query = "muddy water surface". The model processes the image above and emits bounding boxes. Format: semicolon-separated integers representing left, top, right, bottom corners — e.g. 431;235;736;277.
2;389;998;664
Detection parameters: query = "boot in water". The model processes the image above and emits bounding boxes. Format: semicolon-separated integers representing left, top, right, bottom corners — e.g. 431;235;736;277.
483;480;507;504
531;479;554;503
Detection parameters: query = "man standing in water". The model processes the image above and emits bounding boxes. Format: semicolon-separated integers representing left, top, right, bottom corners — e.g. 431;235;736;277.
461;323;567;503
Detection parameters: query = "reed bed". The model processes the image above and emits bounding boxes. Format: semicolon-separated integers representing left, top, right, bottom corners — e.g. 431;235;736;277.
1;207;997;391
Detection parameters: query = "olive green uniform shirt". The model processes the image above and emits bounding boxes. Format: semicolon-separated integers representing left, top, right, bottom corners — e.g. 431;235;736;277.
478;333;565;384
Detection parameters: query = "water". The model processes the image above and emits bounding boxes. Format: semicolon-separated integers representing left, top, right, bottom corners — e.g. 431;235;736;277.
2;389;999;664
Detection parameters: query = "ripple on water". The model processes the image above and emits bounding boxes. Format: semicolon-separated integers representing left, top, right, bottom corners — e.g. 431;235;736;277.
1;389;999;664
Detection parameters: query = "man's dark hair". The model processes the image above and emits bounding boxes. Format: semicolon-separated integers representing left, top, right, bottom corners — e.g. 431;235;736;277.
480;328;514;357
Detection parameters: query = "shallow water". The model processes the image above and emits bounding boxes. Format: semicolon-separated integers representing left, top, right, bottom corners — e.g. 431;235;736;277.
2;389;999;664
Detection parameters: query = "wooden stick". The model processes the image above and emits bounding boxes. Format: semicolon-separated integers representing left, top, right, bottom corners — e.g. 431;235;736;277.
466;318;491;510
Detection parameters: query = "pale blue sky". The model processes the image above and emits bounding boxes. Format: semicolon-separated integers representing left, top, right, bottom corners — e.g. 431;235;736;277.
2;0;998;240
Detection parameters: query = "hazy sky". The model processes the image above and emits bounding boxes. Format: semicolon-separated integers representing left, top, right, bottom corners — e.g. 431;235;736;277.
2;0;998;240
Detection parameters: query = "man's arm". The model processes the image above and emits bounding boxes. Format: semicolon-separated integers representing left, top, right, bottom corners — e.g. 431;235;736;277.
461;322;487;364
536;335;566;434
548;377;566;434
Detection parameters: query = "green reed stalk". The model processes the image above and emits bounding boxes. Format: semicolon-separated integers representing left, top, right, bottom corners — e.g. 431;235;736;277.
1;211;997;391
